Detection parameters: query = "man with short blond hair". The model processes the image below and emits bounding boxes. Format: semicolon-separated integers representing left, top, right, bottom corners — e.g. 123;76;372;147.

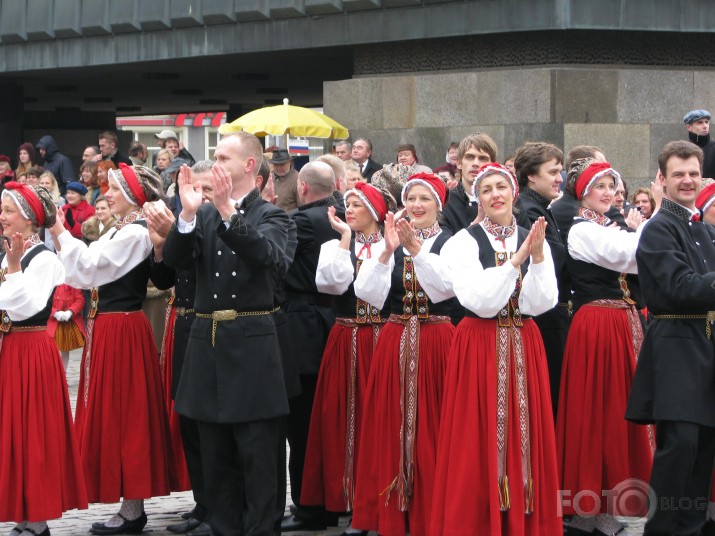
317;153;347;193
98;130;132;166
163;131;290;536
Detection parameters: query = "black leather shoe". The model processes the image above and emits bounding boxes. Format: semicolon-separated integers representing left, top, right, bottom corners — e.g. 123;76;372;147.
167;517;202;534
181;507;199;521
186;521;211;536
564;527;594;536
89;513;147;535
19;528;50;536
280;515;327;532
340;530;368;536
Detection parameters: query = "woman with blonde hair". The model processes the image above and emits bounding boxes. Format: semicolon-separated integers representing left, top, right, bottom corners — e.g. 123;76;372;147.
39;171;65;208
154;148;174;174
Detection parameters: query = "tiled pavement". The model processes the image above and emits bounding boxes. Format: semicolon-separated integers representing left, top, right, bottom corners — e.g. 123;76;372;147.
1;349;645;535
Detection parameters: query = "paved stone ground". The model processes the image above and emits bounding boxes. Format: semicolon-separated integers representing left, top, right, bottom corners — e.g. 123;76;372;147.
0;349;645;535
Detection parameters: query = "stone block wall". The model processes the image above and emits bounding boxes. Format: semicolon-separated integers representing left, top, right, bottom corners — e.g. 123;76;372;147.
325;66;715;188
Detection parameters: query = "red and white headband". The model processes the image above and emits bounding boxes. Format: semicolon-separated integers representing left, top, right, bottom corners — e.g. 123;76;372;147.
472;162;519;202
345;181;388;222
574;162;621;200
2;182;45;226
108;163;148;207
401;172;447;211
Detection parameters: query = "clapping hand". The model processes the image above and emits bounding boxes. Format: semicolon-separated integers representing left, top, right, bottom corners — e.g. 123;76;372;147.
529;217;547;264
378;212;400;266
327;206;351;238
210;164;236;221
625;208;644;230
177;164;202;222
510;218;548;268
5;232;28;274
396;217;421;257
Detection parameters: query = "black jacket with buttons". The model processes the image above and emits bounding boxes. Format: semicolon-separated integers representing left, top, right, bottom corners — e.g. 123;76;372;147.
284;196;343;375
163;188;290;423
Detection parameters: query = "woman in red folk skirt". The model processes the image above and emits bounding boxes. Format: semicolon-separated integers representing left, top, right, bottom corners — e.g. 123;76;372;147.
48;164;175;535
352;173;456;536
0;182;87;536
557;159;653;536
427;163;561;536
301;183;394;534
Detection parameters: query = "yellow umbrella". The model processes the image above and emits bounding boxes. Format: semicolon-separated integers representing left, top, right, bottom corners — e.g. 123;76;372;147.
219;98;349;139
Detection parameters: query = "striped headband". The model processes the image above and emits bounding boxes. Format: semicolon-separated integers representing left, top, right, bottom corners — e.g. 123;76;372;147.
108;163;148;207
574;162;621;200
2;182;45;226
472;163;519;202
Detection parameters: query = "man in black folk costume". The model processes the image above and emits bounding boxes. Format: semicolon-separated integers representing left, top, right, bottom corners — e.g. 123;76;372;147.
626;140;715;536
163;132;290;536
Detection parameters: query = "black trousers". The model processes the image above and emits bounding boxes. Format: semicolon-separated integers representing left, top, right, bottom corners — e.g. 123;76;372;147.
275;416;288;532
179;414;207;522
644;421;715;536
285;374;318;507
533;306;569;420
198;418;282;536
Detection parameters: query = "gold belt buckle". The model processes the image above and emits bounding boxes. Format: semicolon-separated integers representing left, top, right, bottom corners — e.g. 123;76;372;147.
212;309;238;321
175;306;186;316
707;311;715;322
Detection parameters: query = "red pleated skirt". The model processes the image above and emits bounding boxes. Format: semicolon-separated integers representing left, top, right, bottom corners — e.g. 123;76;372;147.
556;304;653;516
430;317;562;536
160;306;191;492
302;323;379;512
74;311;172;503
352;319;455;536
0;330;88;522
